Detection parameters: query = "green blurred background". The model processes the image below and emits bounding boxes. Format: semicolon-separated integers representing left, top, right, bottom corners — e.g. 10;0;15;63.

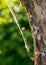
0;0;34;65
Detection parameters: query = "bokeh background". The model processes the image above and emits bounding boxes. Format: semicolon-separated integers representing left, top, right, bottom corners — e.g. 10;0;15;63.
0;0;34;65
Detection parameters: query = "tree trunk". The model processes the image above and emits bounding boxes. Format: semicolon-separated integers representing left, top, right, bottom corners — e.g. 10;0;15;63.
20;0;46;65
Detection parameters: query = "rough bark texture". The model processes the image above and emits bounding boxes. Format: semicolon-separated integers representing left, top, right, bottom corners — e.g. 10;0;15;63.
20;0;46;65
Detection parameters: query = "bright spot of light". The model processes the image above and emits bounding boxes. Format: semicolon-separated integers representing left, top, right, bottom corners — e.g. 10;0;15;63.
0;50;1;54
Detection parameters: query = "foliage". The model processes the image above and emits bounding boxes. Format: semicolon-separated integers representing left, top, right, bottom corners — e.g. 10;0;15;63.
0;0;34;65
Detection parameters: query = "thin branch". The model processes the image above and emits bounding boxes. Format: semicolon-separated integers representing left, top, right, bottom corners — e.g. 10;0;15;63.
4;0;33;60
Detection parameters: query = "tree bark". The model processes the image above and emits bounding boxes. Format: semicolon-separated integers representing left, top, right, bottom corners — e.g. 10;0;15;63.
20;0;46;65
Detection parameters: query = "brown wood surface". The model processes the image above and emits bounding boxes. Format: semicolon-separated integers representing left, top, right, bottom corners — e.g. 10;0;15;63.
20;0;46;65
